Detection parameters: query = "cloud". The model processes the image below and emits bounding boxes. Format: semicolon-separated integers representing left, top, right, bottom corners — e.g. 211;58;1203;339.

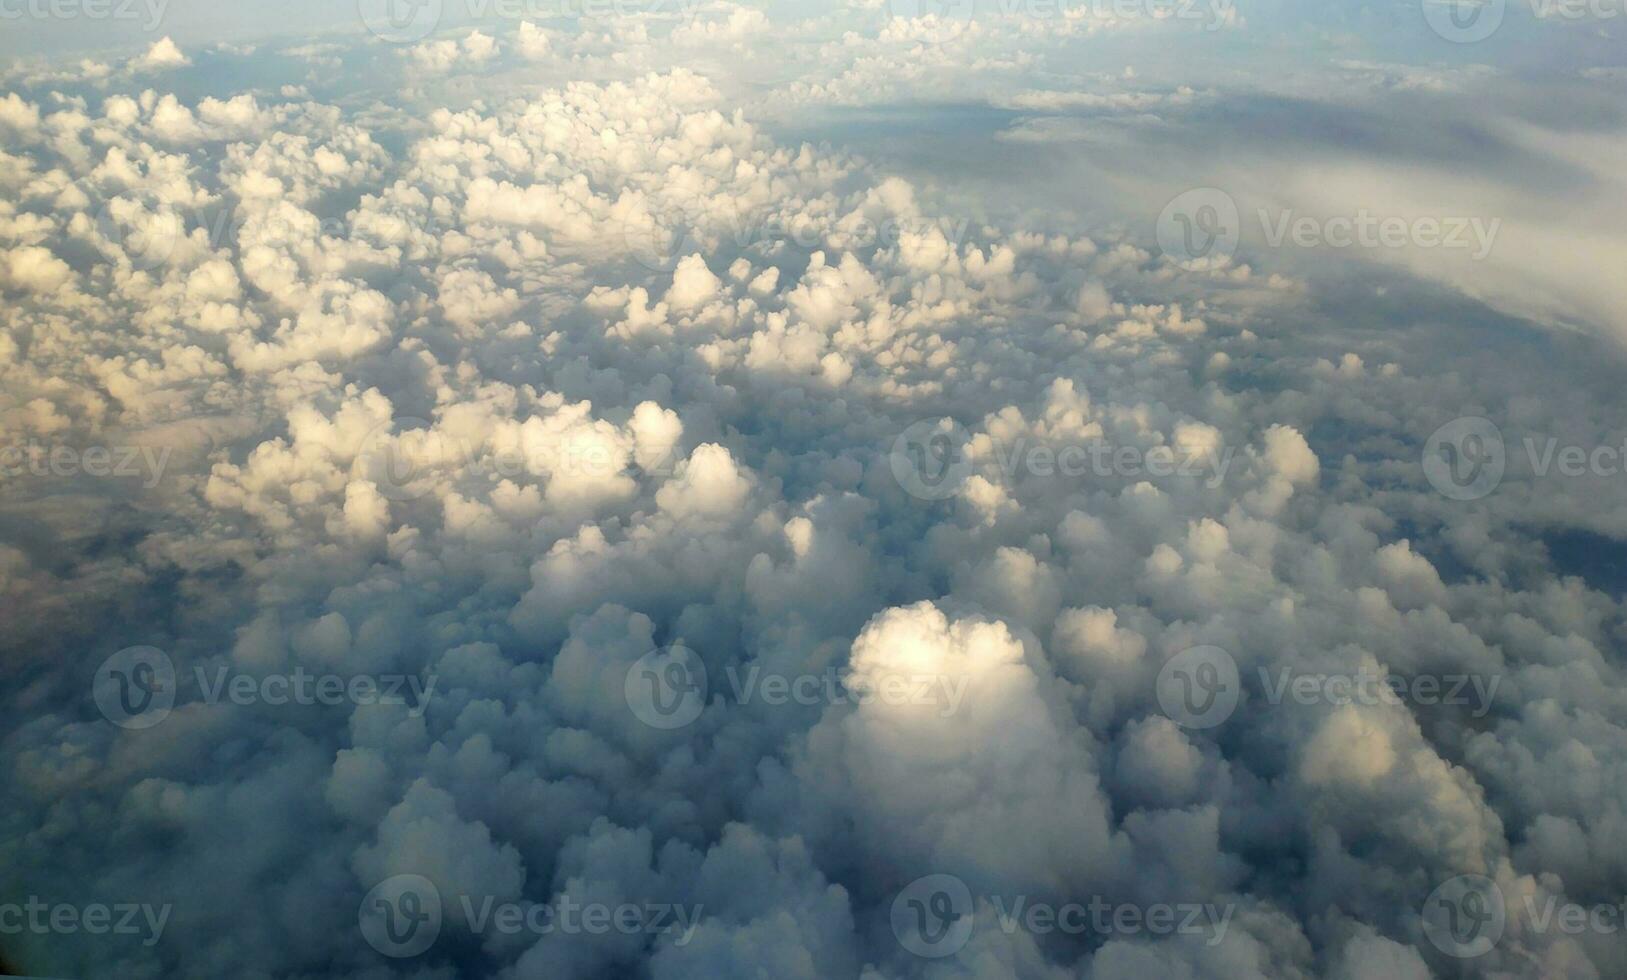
410;31;500;73
131;36;191;72
2;244;75;294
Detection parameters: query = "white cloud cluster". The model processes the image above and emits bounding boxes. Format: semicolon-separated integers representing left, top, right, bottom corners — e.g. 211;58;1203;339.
3;7;1627;980
130;36;191;73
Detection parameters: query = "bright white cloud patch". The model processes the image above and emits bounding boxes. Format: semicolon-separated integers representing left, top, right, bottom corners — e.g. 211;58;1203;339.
131;36;190;72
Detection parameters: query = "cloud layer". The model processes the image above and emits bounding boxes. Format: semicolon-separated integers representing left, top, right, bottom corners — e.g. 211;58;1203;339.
3;6;1627;979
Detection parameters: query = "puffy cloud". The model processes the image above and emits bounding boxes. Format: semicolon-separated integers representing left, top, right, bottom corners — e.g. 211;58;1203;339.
515;21;553;61
410;31;500;73
655;444;754;521
665;254;722;312
0;93;41;139
2;245;74;294
131;36;190;72
785;602;1129;898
